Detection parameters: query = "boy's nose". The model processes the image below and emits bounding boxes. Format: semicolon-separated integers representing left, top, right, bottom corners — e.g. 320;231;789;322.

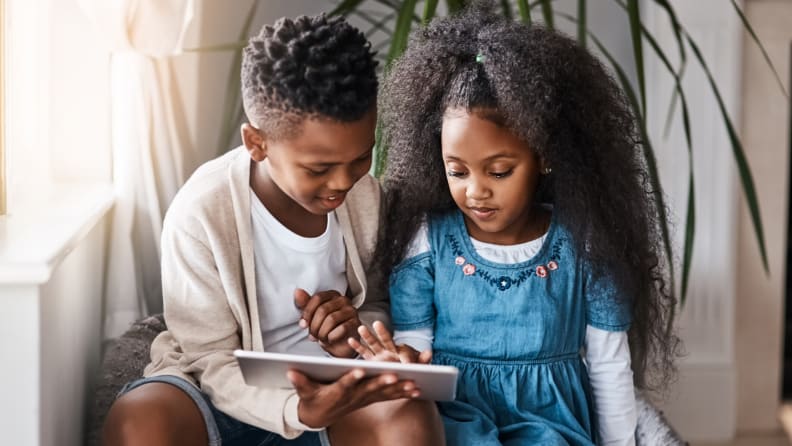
328;167;355;192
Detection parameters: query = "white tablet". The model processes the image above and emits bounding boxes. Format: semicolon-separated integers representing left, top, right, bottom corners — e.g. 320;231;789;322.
234;350;458;401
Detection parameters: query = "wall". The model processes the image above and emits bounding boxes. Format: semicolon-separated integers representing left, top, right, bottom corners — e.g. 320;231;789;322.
736;0;791;434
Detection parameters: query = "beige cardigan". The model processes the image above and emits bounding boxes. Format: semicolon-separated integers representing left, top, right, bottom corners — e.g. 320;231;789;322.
144;147;387;437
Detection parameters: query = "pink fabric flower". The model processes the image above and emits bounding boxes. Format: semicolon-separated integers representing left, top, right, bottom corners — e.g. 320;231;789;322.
463;263;476;276
455;256;466;265
547;260;558;271
536;265;548;278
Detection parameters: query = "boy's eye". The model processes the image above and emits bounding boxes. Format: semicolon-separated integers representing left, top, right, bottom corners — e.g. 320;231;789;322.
491;170;513;179
306;168;329;176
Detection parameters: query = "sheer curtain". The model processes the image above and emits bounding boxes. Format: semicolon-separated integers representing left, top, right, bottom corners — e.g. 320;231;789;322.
78;0;195;339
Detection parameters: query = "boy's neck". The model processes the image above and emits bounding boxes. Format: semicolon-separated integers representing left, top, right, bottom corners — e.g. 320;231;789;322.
249;162;328;237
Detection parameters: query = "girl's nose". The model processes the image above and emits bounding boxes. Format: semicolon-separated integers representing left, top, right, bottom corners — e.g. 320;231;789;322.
465;178;491;200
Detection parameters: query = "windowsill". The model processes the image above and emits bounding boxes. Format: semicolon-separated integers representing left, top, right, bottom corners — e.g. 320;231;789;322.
0;183;114;285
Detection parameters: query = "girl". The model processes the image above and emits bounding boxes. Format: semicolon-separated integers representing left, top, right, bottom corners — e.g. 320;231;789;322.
352;4;679;446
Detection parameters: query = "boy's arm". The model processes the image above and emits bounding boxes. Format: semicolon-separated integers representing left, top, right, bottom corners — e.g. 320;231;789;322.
151;218;305;439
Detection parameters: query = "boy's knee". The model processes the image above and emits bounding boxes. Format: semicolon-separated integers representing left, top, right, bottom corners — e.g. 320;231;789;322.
101;383;207;446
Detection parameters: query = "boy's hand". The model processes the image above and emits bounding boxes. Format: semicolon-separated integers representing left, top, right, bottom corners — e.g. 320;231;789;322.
294;288;359;358
348;321;433;364
288;368;420;428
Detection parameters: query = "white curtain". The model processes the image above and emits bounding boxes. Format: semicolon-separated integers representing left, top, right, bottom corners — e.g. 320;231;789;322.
78;0;195;339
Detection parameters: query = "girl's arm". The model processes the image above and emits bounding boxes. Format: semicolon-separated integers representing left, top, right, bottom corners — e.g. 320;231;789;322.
584;325;637;446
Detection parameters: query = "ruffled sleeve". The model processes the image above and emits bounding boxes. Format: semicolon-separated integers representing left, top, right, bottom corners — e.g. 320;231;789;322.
389;222;436;331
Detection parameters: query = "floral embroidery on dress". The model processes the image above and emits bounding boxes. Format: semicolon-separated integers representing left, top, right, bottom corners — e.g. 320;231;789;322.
446;233;564;291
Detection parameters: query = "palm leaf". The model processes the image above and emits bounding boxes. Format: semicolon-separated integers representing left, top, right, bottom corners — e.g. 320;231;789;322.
632;16;696;304
445;0;466;14
517;0;532;24
729;0;788;97
423;0;440;24
558;12;677;316
386;0;418;66
626;0;646;119
538;0;554;29
501;0;513;20
329;0;366;16
685;32;769;272
577;0;586;47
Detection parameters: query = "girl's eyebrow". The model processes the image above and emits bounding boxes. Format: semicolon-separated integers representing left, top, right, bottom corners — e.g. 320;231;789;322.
444;153;517;162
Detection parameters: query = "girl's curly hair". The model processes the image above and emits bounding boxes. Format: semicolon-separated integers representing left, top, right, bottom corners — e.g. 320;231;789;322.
241;13;378;140
376;3;680;391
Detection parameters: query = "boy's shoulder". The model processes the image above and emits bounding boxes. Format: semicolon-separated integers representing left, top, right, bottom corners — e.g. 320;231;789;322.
165;147;248;226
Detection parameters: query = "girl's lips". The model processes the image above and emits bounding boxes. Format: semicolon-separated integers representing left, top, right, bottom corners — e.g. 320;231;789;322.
470;207;496;219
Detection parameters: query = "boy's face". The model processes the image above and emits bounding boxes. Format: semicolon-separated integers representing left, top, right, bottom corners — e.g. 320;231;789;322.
243;107;376;217
441;107;546;245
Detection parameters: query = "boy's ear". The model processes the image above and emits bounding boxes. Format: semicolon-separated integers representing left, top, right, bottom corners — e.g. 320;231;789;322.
241;123;267;162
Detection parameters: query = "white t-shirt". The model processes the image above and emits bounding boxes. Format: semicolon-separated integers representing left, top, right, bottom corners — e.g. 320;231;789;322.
250;190;347;356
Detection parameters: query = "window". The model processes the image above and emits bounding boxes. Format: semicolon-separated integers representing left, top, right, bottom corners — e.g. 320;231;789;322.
0;0;6;215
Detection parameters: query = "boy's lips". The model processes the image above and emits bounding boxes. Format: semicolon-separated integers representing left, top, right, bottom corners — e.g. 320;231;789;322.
319;193;346;209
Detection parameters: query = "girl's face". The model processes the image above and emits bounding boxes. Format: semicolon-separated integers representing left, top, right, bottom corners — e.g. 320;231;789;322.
441;107;546;245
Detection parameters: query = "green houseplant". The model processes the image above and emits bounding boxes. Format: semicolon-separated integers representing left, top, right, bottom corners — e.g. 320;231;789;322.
205;0;786;308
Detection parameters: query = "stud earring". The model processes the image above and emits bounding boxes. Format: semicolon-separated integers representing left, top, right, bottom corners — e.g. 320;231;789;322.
543;167;552;175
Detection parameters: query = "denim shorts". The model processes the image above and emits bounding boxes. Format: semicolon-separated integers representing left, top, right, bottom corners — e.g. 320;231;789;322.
118;375;330;446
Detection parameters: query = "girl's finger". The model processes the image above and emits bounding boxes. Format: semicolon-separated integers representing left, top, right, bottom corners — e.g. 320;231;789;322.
347;337;374;359
358;325;386;354
418;349;433;364
372;320;398;352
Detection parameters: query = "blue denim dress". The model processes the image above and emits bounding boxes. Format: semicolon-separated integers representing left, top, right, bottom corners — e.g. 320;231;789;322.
390;210;632;445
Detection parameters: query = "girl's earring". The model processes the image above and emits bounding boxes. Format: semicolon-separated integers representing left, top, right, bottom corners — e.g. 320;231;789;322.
543;167;552;175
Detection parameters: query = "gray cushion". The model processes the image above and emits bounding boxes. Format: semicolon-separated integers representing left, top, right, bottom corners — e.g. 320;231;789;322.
87;314;686;445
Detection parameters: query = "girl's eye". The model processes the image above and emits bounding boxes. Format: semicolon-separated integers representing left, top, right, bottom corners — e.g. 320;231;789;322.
447;170;467;178
491;170;513;179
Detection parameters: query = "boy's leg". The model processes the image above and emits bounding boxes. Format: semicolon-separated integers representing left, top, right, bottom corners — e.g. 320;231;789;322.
102;379;211;446
327;399;445;446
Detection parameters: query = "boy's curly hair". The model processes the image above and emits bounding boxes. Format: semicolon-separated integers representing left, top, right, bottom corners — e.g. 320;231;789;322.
377;3;680;391
241;14;378;139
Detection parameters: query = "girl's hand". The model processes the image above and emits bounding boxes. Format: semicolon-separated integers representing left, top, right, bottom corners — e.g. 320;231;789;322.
294;288;360;358
288;368;420;428
348;320;433;364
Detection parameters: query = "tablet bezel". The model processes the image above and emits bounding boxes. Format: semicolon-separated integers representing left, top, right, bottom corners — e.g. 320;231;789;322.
234;350;458;401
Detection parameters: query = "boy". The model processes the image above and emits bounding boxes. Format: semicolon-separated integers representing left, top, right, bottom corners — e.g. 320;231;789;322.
102;13;443;446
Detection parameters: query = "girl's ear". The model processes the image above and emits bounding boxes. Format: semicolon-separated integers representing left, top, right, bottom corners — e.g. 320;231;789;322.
241;123;267;162
539;158;552;175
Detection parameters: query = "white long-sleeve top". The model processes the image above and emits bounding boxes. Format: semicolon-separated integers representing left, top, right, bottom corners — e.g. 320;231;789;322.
394;222;636;445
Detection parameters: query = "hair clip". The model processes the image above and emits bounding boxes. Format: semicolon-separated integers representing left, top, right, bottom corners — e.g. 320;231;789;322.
475;53;486;64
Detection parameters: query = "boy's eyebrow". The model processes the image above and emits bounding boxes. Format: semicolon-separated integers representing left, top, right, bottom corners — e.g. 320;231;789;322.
304;145;375;167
